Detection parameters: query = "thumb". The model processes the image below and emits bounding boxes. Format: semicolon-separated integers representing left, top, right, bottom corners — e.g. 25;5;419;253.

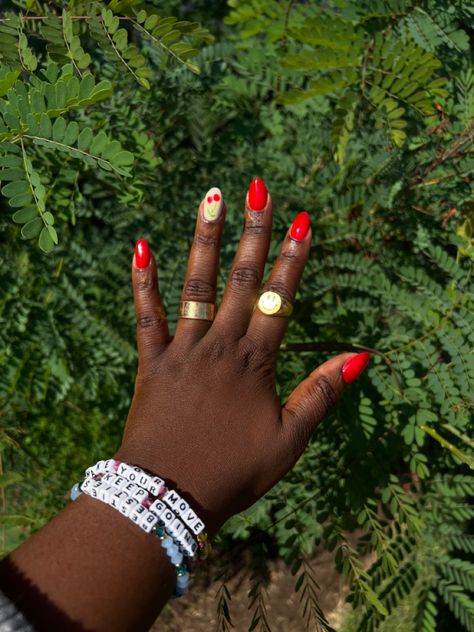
281;351;371;456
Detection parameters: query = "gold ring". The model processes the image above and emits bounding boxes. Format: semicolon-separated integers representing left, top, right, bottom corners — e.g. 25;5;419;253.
179;301;215;321
257;291;293;317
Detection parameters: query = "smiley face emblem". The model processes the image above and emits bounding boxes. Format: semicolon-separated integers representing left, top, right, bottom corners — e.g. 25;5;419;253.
257;291;293;317
203;187;223;222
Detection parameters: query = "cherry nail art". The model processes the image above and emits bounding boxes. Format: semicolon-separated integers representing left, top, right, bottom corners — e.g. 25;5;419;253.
342;352;371;384
290;211;311;241
203;187;223;222
248;177;268;211
135;238;150;269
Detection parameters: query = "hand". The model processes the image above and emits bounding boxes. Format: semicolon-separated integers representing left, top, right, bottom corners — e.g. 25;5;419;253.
115;179;369;534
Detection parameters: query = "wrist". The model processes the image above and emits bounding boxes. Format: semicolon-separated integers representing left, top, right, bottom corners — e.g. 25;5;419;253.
113;445;226;538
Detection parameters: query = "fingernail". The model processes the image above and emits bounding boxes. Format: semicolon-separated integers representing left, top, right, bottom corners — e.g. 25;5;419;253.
135;238;150;269
248;177;268;211
342;352;371;384
290;211;311;241
203;187;223;222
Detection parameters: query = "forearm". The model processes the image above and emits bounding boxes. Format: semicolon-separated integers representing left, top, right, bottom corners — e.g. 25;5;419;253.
0;494;176;632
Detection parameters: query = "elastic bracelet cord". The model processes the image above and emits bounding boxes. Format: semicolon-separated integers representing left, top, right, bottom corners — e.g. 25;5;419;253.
70;460;212;597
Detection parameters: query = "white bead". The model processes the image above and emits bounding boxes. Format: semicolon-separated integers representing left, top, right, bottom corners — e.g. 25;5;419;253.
112;475;128;491
160;508;175;527
162;489;181;509
101;472;116;485
189;519;205;535
80;478;94;493
99;485;114;503
182;507;198;527
102;459;115;473
169;517;185;539
189;539;198;556
149;499;166;517
134;487;147;501
89;481;102;498
117;463;138;482
110;491;126;509
148;476;165;496
138;511;158;533
176;499;190;515
137;472;152;489
130;504;146;524
123;481;140;496
119;497;138;517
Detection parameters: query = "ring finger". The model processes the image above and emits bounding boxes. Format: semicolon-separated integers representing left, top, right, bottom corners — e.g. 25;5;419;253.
174;187;226;347
246;211;311;351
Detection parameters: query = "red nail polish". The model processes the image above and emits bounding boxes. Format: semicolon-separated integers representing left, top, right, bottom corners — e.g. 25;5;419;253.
248;177;268;211
290;211;311;241
135;239;150;269
342;352;371;384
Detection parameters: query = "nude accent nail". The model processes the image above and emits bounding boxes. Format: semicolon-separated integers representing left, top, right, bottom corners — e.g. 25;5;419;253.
202;187;223;222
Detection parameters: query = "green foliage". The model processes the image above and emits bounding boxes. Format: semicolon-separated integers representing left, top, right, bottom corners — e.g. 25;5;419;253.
1;0;473;630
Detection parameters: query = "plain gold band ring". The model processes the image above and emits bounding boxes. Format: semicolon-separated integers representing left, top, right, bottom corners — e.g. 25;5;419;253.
256;291;293;317
179;301;216;321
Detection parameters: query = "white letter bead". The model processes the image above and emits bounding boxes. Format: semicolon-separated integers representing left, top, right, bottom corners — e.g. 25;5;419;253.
189;519;205;535
113;476;129;490
183;508;198;526
161;509;176;527
90;481;102;498
137;472;151;489
139;511;158;533
163;489;181;508
81;478;94;493
110;492;125;509
150;500;166;517
102;459;115;472
123;482;140;496
98;485;114;503
169;518;185;539
148;476;164;496
130;505;146;524
176;499;190;515
134;488;147;500
189;540;198;556
119;497;138;517
182;530;194;548
101;472;116;485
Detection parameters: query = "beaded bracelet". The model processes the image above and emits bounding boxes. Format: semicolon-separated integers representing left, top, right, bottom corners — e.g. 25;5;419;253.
82;459;212;559
71;459;213;596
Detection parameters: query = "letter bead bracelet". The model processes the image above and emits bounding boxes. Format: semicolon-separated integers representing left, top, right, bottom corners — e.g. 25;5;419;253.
70;459;212;597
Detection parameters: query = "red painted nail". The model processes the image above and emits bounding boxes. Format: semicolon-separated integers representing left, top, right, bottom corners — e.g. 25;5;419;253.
342;352;371;384
290;211;311;241
135;239;150;269
248;177;268;211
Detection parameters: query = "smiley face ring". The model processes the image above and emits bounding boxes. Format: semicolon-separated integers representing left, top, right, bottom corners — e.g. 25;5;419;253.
256;291;293;317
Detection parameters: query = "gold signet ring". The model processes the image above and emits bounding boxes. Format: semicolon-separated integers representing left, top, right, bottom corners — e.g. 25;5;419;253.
257;291;293;317
179;301;215;321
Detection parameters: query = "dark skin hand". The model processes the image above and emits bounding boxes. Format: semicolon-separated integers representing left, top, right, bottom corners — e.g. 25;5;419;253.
0;179;369;631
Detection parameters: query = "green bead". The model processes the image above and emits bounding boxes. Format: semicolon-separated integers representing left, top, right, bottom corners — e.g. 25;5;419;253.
155;526;165;538
176;563;187;575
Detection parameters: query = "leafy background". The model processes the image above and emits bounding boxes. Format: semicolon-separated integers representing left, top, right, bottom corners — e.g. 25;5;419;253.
0;0;473;630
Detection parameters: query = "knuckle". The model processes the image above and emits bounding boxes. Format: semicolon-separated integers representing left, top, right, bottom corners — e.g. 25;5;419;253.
230;265;260;292
195;232;218;248
237;337;274;377
136;275;154;291
184;277;214;300
281;248;303;263
266;281;293;303
137;312;165;330
245;221;270;237
306;376;339;421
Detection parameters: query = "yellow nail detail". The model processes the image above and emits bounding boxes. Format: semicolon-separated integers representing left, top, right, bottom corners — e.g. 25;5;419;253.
203;187;223;222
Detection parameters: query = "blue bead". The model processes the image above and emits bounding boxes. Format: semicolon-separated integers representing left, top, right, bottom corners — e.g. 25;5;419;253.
162;538;172;549
70;483;82;501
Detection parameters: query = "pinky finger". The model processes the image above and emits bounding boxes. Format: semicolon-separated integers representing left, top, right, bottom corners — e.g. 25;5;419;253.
132;239;169;374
